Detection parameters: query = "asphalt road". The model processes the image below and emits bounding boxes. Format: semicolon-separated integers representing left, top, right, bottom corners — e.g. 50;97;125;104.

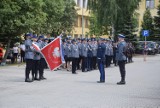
0;55;160;108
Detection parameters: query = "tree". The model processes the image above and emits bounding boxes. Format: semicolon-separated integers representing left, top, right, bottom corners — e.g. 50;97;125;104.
42;0;64;36
117;12;139;42
89;13;104;37
60;0;77;34
43;0;77;37
88;0;141;40
0;0;46;64
154;2;160;41
140;8;154;41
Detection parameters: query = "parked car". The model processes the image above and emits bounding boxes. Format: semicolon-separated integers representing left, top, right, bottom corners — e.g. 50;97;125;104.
135;41;158;55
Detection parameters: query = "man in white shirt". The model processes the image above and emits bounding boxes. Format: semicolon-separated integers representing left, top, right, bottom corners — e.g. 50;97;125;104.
20;42;25;62
13;44;19;63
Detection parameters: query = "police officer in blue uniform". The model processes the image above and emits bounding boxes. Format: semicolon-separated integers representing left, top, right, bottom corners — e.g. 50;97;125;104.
77;38;82;70
62;39;67;68
105;39;110;68
32;35;41;81
116;34;127;85
87;39;93;71
71;39;79;74
97;38;106;83
38;35;47;80
91;38;98;70
24;33;34;82
108;40;113;67
81;39;88;72
66;41;72;71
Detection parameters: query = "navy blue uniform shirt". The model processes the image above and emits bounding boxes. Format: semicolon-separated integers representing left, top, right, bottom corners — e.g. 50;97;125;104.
97;43;106;60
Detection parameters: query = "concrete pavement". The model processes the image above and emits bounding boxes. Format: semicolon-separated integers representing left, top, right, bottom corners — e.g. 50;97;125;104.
0;55;160;108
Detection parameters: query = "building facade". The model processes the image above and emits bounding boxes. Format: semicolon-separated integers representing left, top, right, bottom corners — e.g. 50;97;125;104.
72;0;90;38
136;0;159;36
72;0;159;38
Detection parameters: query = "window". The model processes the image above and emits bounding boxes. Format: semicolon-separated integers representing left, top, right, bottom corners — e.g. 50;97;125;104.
85;18;89;28
146;0;154;9
74;17;78;27
77;0;81;7
83;0;86;8
80;17;82;27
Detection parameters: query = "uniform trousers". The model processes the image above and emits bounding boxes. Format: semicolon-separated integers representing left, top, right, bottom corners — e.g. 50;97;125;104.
97;59;105;81
77;55;82;70
32;60;40;78
39;58;46;78
87;56;92;71
72;58;78;73
118;60;126;81
92;56;97;69
25;59;34;79
82;56;87;72
105;55;110;67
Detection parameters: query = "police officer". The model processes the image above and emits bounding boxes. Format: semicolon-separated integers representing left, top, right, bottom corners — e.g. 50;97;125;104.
97;38;106;83
62;39;67;69
66;41;72;71
105;39;109;67
77;38;82;70
71;39;79;74
87;39;93;71
44;38;49;69
32;35;41;81
91;38;98;70
116;34;127;85
108;40;113;67
81;39;88;72
24;33;34;82
113;42;118;66
38;35;47;80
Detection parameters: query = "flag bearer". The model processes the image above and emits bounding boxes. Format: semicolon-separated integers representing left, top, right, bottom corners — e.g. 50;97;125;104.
24;33;34;82
32;35;41;81
39;35;47;80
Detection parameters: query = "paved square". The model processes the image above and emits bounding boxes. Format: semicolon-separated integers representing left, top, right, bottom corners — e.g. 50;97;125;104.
0;55;160;108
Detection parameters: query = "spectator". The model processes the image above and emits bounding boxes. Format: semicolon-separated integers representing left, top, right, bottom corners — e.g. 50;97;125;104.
13;44;19;63
20;42;25;63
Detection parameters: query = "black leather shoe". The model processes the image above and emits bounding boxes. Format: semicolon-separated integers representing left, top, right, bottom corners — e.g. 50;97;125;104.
117;81;126;85
40;76;47;80
72;72;78;74
25;79;33;82
97;81;105;83
34;78;40;81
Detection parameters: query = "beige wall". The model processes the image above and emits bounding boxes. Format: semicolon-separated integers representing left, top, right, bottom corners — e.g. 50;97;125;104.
136;0;159;36
72;8;90;38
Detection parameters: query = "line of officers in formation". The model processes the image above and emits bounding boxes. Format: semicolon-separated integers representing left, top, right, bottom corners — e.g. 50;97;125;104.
61;34;132;85
24;33;132;85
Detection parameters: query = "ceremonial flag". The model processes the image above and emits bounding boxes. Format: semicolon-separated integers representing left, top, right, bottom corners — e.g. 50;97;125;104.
41;36;63;71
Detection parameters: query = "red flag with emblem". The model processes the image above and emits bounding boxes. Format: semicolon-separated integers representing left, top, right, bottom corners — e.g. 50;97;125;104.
41;37;62;71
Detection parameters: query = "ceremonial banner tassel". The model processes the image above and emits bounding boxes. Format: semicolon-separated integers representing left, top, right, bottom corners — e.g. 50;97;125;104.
41;37;63;71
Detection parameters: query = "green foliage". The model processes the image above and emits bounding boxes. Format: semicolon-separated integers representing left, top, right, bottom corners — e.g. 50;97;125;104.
89;13;104;37
42;0;77;37
0;0;77;63
154;3;160;41
60;0;77;33
88;0;141;40
140;8;154;41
